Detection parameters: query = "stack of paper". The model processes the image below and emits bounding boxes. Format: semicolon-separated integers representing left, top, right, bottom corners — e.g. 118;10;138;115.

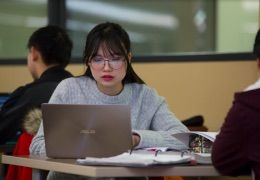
172;131;218;146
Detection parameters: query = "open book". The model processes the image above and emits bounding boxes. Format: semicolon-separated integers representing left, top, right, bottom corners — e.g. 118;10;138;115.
172;131;219;164
77;150;192;167
172;131;218;146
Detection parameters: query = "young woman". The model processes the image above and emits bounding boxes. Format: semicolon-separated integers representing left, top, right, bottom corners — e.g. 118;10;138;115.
30;22;189;179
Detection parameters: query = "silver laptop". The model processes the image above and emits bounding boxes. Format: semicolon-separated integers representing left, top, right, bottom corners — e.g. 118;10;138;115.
42;104;132;159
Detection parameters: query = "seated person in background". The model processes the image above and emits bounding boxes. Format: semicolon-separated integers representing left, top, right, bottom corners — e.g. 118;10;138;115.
0;25;73;145
212;29;260;179
30;22;189;180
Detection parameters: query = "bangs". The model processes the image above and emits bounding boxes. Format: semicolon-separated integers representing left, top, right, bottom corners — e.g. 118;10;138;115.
86;38;101;61
87;37;127;61
103;37;126;57
84;22;130;64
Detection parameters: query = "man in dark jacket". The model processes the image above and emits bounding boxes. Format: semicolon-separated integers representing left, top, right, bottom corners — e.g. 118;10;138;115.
212;30;260;180
0;25;73;144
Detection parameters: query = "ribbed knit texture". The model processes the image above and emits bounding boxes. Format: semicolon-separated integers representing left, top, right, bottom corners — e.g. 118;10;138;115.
30;76;189;155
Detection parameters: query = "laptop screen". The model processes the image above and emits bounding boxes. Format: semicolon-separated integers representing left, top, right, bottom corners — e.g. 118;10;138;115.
0;93;10;108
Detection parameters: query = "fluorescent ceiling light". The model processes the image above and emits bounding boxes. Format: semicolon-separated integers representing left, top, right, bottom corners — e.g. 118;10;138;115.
67;1;178;29
67;20;147;43
242;0;258;11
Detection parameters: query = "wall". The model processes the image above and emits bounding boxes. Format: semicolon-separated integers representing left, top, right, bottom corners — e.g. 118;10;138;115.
0;60;257;132
133;60;257;131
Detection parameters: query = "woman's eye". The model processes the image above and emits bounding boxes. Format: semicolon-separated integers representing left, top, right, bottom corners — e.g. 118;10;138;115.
93;58;103;62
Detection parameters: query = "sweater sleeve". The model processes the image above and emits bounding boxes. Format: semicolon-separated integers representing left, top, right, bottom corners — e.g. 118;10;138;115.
29;122;46;155
29;79;70;155
132;87;189;150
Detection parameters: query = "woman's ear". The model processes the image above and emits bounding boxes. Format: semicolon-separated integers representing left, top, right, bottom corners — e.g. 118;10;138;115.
86;58;90;67
128;53;132;63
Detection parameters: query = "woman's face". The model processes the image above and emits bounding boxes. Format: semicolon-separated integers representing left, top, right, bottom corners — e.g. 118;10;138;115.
88;44;128;96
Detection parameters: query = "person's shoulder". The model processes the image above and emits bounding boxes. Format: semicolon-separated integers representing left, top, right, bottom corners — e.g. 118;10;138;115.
2;85;27;105
235;88;260;97
244;79;260;91
58;76;93;86
129;83;165;106
17;81;49;95
60;69;73;78
129;83;159;96
129;83;148;91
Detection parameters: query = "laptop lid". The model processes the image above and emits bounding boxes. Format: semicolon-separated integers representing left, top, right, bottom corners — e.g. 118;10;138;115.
42;104;132;159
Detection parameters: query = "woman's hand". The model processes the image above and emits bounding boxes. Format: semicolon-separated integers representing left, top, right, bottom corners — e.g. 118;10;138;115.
132;133;140;147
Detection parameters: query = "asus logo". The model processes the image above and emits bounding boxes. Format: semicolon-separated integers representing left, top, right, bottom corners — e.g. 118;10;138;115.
80;129;96;134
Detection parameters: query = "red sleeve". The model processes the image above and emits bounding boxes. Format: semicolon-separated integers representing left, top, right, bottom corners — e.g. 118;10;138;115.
6;132;33;180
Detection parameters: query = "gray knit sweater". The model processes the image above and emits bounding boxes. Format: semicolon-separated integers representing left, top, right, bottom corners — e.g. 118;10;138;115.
30;76;189;155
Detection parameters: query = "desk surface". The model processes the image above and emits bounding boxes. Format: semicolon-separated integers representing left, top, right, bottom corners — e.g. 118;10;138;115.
2;155;219;177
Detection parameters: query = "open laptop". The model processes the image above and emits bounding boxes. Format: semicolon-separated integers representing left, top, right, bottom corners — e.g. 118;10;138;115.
42;104;132;159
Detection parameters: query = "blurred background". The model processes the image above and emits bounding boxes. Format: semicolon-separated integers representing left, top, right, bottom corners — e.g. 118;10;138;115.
0;0;258;60
0;1;259;179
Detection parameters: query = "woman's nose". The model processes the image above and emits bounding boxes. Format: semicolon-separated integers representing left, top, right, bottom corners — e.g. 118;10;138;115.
103;60;112;71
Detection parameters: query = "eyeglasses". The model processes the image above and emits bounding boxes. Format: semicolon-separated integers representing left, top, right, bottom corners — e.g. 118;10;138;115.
90;56;125;70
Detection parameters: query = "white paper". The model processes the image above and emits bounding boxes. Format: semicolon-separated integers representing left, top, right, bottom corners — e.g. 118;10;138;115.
194;153;212;164
172;131;218;147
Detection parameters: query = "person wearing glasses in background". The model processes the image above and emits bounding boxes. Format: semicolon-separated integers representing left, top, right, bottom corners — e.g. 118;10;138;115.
30;22;189;180
212;29;260;179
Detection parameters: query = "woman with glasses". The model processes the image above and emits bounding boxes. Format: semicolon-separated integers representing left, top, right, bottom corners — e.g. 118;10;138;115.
30;22;189;180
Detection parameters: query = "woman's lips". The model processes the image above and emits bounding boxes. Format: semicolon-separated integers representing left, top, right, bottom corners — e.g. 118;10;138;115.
101;75;114;81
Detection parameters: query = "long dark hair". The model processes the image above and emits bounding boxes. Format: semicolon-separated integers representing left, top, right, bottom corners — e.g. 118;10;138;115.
83;22;145;84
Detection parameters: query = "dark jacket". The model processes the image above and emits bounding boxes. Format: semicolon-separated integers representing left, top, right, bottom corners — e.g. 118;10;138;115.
0;66;72;144
212;88;260;179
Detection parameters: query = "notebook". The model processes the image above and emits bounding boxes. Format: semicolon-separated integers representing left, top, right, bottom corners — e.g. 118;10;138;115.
77;150;192;167
41;104;132;159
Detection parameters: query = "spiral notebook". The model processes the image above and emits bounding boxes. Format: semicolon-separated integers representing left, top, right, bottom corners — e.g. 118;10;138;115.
77;150;192;167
